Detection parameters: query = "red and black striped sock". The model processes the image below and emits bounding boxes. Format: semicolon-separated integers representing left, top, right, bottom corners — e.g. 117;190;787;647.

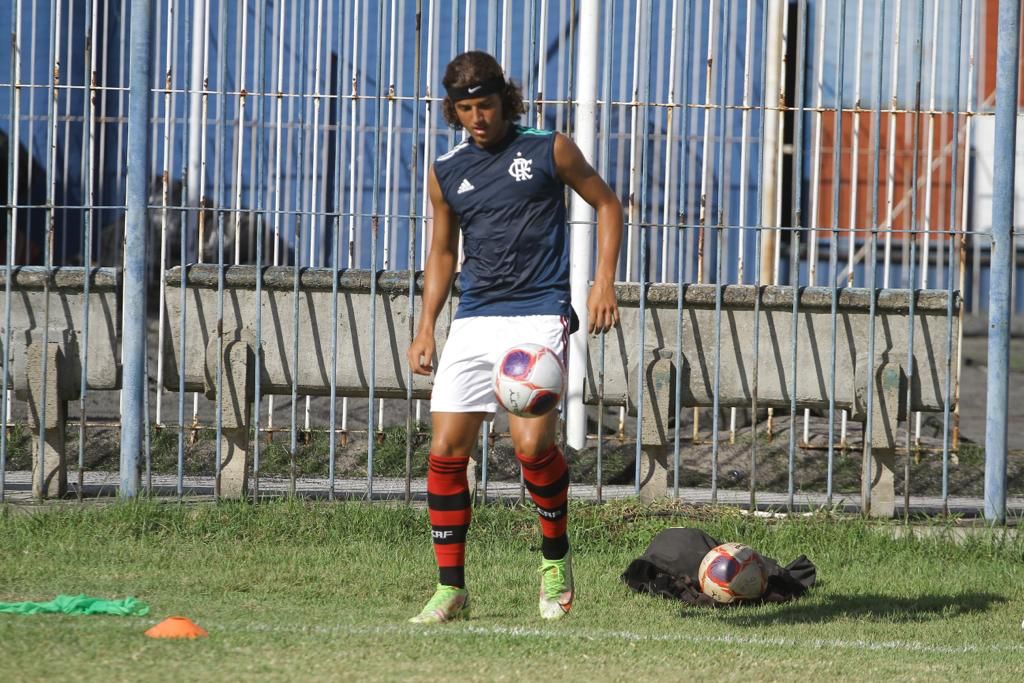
427;454;472;588
516;444;570;560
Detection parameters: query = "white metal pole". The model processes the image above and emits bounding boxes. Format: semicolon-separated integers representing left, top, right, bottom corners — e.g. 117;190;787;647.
760;0;784;286
566;0;600;450
660;0;681;284
882;0;903;288
186;0;207;251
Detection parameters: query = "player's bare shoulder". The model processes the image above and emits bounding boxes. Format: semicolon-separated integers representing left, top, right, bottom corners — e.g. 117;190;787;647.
552;132;598;187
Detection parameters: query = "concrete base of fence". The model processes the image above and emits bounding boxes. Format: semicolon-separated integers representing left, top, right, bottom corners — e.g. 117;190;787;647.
212;338;252;499
638;447;669;503
862;447;897;518
636;350;675;503
217;427;250;499
858;356;903;518
27;342;67;499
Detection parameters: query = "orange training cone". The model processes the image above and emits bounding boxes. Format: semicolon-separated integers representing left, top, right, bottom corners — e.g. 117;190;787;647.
144;616;209;639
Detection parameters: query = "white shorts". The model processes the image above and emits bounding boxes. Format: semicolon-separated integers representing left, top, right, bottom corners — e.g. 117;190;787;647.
430;314;571;413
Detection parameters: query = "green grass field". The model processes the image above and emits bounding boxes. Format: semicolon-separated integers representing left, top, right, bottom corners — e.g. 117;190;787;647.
1;500;1022;681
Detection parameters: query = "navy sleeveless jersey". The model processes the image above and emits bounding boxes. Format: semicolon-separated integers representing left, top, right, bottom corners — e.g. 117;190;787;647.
433;125;571;320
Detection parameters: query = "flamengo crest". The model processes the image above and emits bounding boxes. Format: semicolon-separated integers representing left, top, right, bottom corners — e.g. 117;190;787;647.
508;152;533;182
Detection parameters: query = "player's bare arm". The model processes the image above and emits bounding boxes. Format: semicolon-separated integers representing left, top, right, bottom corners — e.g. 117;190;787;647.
552;133;623;334
407;168;459;375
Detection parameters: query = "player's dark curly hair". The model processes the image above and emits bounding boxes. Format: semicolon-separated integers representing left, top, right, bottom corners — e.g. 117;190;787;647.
441;51;526;129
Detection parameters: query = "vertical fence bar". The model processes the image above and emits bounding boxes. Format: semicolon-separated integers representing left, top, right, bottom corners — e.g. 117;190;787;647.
77;0;98;499
629;0;651;497
762;0;786;440
58;1;74;265
175;0;195;500
863;0;888;517
266;0;287;443
917;2;941;362
623;0;638;285
611;0;627;436
252;0;268;502
554;0;567;133
692;0;716;451
289;0;310;498
379;0;398;442
154;0;176;433
367;0;388;498
95;0;109;267
749;0;772;511
785;0;807;511
121;0;155;498
710;0;733;503
901;0;925;521
1;0;20;503
36;0;61;500
210;0;228;501
414;0;436;430
327;0;349;502
304;0;326;438
825;0;848;507
232;0;252;266
760;0;784;292
984;0;1019;525
186;0;206;255
840;0;866;449
729;0;754;444
17;0;38;270
566;0;599;451
341;0;362;438
671;0;691;499
941;0;966;516
659;0;680;287
191;0;211;434
802;0;826;446
594;0;616;503
953;0;978;459
405;0;424;504
881;1;902;289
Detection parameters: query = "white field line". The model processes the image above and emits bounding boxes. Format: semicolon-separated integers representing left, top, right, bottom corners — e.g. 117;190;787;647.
13;616;1023;656
77;618;1021;656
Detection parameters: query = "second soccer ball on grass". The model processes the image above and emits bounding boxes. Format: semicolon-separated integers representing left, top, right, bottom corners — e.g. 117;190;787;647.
698;542;768;604
492;343;566;418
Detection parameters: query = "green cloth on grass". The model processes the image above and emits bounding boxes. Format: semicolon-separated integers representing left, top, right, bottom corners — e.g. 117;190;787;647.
0;595;149;616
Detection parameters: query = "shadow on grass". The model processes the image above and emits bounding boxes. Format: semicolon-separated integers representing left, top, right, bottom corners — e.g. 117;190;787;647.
708;591;1008;626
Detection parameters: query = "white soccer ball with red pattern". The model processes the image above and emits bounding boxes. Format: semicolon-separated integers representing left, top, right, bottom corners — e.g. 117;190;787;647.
698;542;768;604
492;343;566;418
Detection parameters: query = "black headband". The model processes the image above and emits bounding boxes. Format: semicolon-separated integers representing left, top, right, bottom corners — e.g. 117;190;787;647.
445;76;506;102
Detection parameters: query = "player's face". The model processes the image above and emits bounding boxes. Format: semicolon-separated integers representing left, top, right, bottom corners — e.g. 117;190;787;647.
455;94;508;147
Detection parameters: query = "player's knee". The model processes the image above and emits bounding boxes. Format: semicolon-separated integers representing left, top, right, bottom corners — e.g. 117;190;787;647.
513;434;554;460
428;436;474;458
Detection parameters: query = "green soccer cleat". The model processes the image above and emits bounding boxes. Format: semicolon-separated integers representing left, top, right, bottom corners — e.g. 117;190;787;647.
408;584;470;624
538;551;574;620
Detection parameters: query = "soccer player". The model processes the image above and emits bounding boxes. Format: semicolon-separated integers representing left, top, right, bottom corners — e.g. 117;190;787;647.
406;51;623;623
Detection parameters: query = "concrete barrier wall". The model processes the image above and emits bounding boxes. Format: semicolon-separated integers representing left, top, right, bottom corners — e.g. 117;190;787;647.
162;265;453;399
0;266;121;397
585;283;960;415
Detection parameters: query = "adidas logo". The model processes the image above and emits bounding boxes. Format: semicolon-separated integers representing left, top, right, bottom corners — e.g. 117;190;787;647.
456;179;475;194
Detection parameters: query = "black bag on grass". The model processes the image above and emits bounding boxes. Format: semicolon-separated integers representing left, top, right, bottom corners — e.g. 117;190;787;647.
620;527;817;608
